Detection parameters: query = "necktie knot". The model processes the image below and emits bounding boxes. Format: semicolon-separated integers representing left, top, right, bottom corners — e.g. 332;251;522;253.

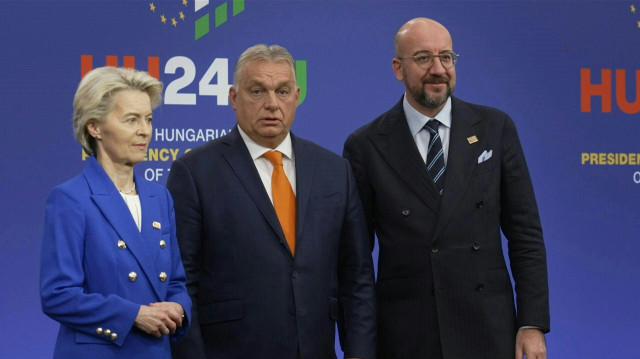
263;151;283;166
424;119;440;134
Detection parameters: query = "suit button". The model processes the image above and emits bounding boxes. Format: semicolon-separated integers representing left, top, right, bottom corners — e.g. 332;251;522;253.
117;240;126;249
476;284;485;292
401;209;410;216
128;272;137;282
473;243;480;251
292;271;299;279
110;332;118;341
104;329;111;336
96;327;103;335
159;272;168;282
476;201;484;208
159;240;166;248
431;247;439;254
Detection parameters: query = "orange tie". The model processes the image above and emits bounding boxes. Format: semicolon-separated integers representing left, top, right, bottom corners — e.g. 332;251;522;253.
263;151;296;256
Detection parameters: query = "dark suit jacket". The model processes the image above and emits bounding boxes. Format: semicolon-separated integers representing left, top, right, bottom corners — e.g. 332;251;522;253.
167;127;376;359
343;97;549;359
40;156;191;359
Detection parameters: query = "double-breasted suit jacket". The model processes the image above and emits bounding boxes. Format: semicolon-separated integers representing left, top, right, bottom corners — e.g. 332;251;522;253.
167;127;376;359
40;156;192;359
343;97;549;359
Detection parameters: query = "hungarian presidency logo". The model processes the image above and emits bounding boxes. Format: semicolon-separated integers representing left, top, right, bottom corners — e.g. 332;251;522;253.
579;4;640;184
148;0;245;39
141;0;307;104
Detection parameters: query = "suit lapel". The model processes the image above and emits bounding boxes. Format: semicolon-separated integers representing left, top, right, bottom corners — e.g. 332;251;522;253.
368;99;441;214
220;128;289;251
137;179;163;285
434;98;487;239
84;157;162;299
291;134;315;256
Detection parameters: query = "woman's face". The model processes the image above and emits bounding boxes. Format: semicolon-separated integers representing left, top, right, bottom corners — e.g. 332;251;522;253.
89;90;153;169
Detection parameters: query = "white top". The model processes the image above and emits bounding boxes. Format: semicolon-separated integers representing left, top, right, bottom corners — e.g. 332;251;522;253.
120;192;142;231
404;95;452;165
236;126;296;204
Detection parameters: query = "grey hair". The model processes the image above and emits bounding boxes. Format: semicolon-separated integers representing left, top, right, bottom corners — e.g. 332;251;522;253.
72;66;162;156
233;44;296;87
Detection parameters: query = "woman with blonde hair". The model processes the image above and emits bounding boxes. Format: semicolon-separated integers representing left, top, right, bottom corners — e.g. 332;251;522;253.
40;66;191;359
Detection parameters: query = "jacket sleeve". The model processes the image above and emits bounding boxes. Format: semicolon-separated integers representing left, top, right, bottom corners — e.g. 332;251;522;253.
167;159;207;359
337;160;377;359
499;116;550;332
163;188;193;342
343;133;376;251
39;187;140;347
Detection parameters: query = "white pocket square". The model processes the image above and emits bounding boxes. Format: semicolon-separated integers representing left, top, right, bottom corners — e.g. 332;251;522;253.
477;150;493;164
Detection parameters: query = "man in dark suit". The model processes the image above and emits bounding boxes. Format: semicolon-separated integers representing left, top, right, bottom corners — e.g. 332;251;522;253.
343;18;549;359
168;44;376;359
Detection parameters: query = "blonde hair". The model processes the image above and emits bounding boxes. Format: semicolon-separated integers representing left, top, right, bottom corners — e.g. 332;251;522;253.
72;67;163;156
233;44;296;87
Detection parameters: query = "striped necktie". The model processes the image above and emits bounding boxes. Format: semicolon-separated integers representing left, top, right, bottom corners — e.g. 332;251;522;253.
425;119;446;195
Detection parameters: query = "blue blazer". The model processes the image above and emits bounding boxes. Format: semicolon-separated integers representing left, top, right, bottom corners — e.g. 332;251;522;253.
40;157;192;359
167;128;376;359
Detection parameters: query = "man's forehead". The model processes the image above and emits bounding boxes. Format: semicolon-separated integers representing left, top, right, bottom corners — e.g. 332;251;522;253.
401;37;452;56
243;62;295;83
246;61;291;73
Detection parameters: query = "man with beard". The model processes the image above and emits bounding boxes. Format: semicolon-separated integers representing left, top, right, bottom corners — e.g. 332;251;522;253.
343;18;550;359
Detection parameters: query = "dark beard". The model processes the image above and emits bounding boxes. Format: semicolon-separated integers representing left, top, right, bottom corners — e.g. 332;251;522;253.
410;77;454;109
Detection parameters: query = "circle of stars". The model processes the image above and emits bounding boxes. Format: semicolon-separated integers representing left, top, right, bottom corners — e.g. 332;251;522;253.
631;4;640;29
149;1;188;28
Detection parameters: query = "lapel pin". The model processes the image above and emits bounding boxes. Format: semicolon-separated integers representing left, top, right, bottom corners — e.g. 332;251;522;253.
152;221;161;230
467;135;478;144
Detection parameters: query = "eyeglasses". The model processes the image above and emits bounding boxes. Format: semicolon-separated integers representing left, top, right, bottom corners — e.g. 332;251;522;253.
397;52;459;69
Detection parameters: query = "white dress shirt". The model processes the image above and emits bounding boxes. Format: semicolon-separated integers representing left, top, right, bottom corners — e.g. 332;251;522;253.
119;193;142;231
404;95;452;165
236;126;296;204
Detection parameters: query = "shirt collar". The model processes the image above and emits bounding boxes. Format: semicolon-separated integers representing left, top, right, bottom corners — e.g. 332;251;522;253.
236;125;294;161
403;94;452;137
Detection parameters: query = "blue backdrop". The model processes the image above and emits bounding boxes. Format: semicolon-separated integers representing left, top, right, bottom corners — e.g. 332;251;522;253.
1;1;639;357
